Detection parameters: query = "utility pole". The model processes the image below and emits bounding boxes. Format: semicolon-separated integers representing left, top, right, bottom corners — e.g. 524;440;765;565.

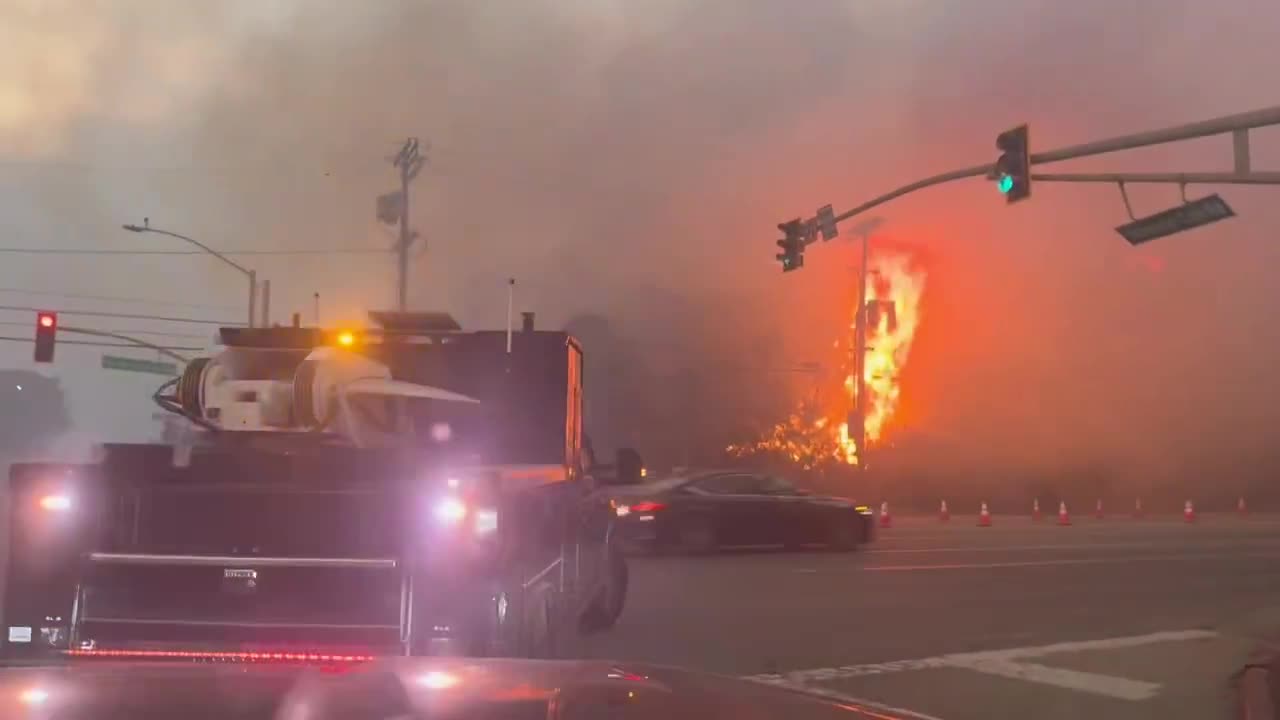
842;218;882;469
854;230;868;467
387;138;426;312
260;279;270;328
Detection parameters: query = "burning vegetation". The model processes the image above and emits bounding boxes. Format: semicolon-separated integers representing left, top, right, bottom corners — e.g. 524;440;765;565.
728;247;926;470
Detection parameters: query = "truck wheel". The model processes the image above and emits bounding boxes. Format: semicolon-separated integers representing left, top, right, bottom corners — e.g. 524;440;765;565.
522;586;561;658
579;547;628;634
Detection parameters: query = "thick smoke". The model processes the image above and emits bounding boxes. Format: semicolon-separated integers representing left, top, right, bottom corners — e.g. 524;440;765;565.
3;0;1280;495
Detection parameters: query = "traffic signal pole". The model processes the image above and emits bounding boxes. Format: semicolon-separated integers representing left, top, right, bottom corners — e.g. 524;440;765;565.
801;104;1280;238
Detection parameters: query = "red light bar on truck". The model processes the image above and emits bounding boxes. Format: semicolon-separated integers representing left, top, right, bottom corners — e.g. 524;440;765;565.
85;553;397;569
65;648;375;663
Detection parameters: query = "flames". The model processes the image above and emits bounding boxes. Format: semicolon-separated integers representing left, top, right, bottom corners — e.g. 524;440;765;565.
845;250;926;448
729;246;926;469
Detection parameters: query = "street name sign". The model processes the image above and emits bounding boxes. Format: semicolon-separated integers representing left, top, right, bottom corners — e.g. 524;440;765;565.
1116;194;1235;246
102;355;178;376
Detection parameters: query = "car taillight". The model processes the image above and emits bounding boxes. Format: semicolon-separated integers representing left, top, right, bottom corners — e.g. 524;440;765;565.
629;501;666;513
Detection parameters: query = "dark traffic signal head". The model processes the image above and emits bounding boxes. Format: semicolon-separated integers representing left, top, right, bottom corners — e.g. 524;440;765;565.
775;218;807;273
994;124;1031;204
34;311;57;363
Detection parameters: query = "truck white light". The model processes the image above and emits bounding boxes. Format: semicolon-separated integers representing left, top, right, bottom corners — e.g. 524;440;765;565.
474;508;498;535
419;671;459;690
39;494;71;512
434;497;467;524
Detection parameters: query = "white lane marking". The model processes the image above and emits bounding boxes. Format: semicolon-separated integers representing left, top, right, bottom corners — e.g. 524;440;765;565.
955;659;1159;701
749;678;947;720
746;629;1216;702
863;550;1280;572
976;629;1216;659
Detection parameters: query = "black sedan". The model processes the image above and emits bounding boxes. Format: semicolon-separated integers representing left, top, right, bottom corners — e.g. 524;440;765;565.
605;470;875;553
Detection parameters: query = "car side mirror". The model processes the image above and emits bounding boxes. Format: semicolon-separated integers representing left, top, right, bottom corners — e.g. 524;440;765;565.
616;448;644;485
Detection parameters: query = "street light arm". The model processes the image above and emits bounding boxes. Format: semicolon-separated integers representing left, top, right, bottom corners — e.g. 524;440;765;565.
130;226;255;277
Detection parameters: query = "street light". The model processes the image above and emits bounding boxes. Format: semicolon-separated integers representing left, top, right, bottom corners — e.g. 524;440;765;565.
122;219;258;327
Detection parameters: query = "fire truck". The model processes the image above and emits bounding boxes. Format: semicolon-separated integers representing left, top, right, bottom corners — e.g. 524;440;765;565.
2;312;628;662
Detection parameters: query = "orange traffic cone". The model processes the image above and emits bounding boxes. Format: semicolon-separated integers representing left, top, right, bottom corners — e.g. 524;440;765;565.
1057;501;1072;526
978;502;992;527
1095;499;1104;520
1238;496;1248;517
879;501;892;529
1133;497;1144;519
939;499;950;522
1183;500;1196;523
1032;498;1043;521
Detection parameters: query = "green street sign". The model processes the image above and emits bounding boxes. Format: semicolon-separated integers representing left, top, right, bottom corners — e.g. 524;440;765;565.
101;355;179;376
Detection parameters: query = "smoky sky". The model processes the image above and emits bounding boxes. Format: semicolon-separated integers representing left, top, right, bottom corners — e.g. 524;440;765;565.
2;0;1280;481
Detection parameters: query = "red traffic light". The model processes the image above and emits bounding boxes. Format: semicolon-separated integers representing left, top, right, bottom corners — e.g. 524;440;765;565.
34;311;57;363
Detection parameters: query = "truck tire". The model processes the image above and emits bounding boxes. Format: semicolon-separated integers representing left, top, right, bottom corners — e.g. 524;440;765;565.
520;583;561;659
579;547;628;634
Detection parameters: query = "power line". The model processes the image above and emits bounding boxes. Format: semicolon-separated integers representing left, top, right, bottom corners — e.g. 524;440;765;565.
0;157;384;173
0;336;201;351
0;304;240;325
0;247;385;256
0;286;237;311
0;320;211;341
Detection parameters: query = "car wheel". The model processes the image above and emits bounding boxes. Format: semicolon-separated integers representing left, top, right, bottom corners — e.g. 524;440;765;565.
678;516;719;554
828;520;858;551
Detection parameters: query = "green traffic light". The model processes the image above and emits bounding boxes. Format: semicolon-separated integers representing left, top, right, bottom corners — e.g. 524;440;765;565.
997;174;1014;194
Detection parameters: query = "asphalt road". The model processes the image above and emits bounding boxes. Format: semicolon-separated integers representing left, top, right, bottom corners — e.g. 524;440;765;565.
578;512;1280;719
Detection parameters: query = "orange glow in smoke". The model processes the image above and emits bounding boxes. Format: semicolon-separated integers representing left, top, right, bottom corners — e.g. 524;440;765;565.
729;247;925;468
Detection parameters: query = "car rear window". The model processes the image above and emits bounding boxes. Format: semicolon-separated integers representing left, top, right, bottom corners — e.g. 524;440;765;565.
631;476;692;493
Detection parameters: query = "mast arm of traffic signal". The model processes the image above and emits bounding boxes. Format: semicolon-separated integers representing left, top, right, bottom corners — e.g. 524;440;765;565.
805;104;1280;231
1030;171;1280;186
59;326;192;365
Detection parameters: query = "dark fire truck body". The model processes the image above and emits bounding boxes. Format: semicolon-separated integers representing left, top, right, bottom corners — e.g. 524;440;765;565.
3;312;627;662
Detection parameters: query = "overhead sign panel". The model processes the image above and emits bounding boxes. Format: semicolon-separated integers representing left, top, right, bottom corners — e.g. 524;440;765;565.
1116;194;1235;246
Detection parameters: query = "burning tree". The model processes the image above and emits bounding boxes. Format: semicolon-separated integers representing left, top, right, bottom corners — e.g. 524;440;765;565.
729;247;926;468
